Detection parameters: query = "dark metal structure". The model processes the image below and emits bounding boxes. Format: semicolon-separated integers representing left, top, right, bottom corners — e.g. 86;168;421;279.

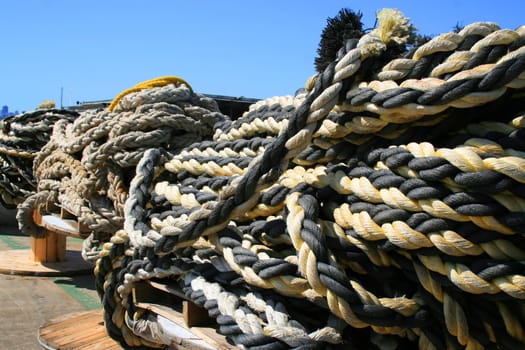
70;93;259;120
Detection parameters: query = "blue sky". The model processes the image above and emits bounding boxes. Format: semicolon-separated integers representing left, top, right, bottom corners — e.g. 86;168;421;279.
1;1;524;112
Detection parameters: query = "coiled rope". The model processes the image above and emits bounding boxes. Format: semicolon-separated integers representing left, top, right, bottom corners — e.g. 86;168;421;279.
107;76;194;111
89;9;525;350
0;109;79;208
17;79;225;262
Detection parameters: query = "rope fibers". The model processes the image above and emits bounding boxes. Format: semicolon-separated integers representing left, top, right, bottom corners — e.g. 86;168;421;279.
0;109;78;208
17;80;225;262
31;8;525;350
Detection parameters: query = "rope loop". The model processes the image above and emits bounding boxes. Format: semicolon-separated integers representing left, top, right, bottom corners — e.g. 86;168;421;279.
4;7;525;350
108;75;193;111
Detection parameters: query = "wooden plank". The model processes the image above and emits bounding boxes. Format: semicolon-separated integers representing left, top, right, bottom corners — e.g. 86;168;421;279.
0;249;93;276
30;231;66;263
76;338;121;350
32;203;90;238
49;325;107;348
60;206;76;219
44;310;100;333
190;326;235;350
38;310;121;350
31;235;46;262
184;300;214;327
147;279;188;300
41;215;83;238
46;201;60;215
39;303;235;350
56;232;67;261
39;309;97;332
133;281;182;311
46;231;58;262
136;301;236;350
135;302;199;339
132;281;236;349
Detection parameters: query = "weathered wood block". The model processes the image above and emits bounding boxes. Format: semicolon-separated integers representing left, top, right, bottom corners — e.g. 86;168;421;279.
31;231;67;263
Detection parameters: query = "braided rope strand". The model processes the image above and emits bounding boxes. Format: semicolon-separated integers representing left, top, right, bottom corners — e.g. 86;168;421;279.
87;9;525;349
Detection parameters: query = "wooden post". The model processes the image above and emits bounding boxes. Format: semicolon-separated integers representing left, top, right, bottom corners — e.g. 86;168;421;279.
0;207;93;276
30;207;67;263
31;231;67;263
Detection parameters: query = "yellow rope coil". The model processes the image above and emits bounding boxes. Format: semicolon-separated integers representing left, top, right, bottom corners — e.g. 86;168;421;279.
108;76;193;111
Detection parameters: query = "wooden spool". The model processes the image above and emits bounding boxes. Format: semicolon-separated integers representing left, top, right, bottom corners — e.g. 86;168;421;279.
131;280;236;349
31;232;67;263
38;280;237;350
38;310;122;350
0;205;92;276
30;205;76;263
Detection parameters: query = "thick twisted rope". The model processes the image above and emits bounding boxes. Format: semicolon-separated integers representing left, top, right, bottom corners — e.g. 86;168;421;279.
107;76;193;111
17;81;226;264
0;109;78;208
92;9;525;350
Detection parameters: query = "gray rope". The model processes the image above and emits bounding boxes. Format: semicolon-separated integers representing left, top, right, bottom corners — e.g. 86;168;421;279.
93;10;525;350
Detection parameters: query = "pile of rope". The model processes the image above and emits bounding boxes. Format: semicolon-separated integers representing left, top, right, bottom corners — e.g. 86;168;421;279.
0;108;79;208
90;9;525;349
17;77;226;262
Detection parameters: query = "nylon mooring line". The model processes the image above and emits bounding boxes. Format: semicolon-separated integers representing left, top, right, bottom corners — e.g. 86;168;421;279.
4;7;525;350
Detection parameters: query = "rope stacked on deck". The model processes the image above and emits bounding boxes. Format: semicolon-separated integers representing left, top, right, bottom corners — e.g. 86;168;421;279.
17;78;226;262
95;10;525;349
0;109;79;208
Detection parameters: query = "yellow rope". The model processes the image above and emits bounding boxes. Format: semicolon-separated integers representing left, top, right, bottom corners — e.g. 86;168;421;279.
108;76;193;111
